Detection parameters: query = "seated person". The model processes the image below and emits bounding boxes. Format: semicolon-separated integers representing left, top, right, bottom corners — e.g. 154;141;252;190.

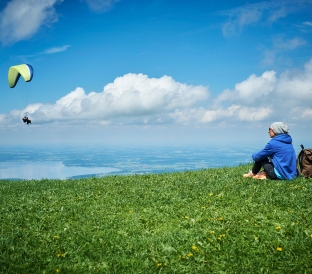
243;122;297;180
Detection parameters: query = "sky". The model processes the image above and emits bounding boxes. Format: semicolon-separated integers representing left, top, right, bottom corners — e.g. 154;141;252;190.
0;0;311;146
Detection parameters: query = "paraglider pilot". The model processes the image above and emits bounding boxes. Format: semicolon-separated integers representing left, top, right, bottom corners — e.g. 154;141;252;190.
22;116;31;124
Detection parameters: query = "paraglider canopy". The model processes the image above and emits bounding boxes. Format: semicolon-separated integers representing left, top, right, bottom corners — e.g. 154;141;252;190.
8;64;34;88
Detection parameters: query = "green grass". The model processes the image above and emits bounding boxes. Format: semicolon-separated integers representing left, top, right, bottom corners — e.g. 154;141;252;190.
1;164;312;273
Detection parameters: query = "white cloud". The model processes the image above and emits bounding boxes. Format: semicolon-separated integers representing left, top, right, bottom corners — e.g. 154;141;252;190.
222;6;262;37
215;71;276;106
273;36;306;50
0;0;119;45
296;21;312;33
81;0;120;12
301;108;312;118
214;58;312;122
275;59;312;107
304;21;312;26
40;45;71;54
261;36;307;66
222;0;312;37
0;0;63;45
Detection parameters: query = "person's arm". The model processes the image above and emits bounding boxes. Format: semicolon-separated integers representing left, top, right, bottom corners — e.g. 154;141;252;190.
252;142;273;161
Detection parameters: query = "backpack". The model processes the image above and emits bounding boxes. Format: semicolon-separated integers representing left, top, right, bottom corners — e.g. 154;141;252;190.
297;144;312;178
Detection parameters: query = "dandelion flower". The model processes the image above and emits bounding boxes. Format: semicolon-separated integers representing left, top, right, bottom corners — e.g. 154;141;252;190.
276;226;281;230
187;253;193;257
210;230;215;234
56;269;60;273
276;247;282;251
310;234;312;239
218;234;226;240
54;235;59;239
157;263;162;267
209;193;213;197
218;217;223;221
192;245;198;251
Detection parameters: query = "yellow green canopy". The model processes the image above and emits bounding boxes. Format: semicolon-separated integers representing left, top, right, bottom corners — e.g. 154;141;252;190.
8;64;34;88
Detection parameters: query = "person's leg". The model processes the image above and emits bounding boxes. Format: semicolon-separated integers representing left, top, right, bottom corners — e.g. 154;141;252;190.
251;160;263;175
261;160;278;180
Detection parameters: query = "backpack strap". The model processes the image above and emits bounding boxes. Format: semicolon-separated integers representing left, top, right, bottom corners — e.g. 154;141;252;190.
296;145;305;176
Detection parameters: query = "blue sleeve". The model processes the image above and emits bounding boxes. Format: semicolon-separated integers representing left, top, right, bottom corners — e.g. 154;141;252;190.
252;142;273;161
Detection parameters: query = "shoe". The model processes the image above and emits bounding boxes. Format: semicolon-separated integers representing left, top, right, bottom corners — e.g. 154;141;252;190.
243;170;255;178
253;172;267;180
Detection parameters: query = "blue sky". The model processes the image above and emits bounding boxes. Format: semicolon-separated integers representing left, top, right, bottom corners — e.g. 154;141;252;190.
0;0;311;146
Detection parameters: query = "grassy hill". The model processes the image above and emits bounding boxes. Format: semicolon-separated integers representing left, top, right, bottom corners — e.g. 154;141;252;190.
1;164;311;273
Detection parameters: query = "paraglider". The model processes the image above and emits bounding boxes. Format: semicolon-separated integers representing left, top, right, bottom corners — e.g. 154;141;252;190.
8;64;33;88
8;64;34;124
22;116;31;124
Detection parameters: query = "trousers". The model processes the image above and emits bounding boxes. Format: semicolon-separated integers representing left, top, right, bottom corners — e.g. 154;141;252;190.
251;158;278;180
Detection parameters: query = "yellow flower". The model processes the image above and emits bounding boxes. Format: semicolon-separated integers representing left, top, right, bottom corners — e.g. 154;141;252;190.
187;253;193;257
57;253;65;258
310;234;312;238
192;245;198;251
157;263;162;267
201;206;205;209
210;230;215;234
54;235;59;239
276;226;281;230
218;217;223;221
56;269;60;273
217;234;226;240
184;215;189;219
276;247;282;251
209;193;213;197
129;210;133;214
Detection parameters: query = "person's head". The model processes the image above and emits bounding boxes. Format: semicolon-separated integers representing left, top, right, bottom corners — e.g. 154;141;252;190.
268;122;289;138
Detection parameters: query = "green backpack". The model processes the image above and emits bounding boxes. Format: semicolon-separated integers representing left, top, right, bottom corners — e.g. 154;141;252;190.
297;145;312;178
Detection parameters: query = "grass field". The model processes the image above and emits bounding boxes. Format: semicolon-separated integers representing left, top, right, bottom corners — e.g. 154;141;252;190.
1;164;312;273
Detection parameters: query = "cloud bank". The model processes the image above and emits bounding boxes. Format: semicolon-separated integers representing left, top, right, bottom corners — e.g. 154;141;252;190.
2;59;312;128
5;73;209;126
